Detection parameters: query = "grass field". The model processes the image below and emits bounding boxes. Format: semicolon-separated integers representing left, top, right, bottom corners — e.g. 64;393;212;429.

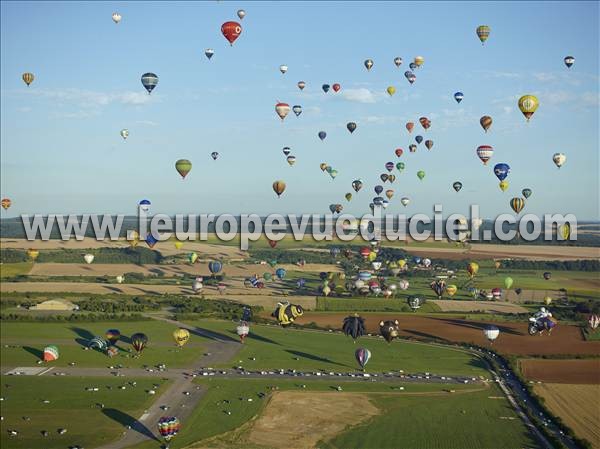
189;320;490;377
0;263;33;278
0;321;207;368
0;376;169;449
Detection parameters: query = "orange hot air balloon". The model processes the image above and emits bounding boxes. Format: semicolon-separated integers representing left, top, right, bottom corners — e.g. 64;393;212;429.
273;180;286;198
1;198;11;210
405;122;414;133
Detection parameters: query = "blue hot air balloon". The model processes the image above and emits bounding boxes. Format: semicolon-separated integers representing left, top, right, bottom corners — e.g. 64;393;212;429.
373;196;384;206
318;131;327;141
146;233;158;248
141;73;158;94
322;84;330;93
296;278;306;289
275;268;286;279
415;135;423;144
374;185;383;195
454;92;464;103
208;261;223;275
493;163;511;181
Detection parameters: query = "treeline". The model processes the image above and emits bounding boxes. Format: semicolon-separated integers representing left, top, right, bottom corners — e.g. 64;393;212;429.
77;297;161;313
499;259;599;272
0;247;163;264
249;249;337;264
0;313;150;322
165;297;262;320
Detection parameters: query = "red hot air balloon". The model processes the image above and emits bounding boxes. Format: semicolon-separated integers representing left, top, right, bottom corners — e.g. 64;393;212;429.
395;148;403;157
221;21;242;46
332;83;341;92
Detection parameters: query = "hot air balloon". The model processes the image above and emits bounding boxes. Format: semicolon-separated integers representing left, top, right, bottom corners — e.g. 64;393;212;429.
518;95;539;121
494;261;502;270
409;62;417;70
494;163;510;181
522;188;532;199
347;122;357;133
483;325;500;343
400;197;410;207
88;336;107;351
157;416;180;445
173;328;190;347
105;329;121;345
84;254;94;264
292;105;302;117
476;145;494;165
27;249;40;261
43;345;59;362
467;262;479;277
138;199;151;213
415;135;423;144
552;153;566;168
279;64;288;74
454;92;464;103
406;122;414;133
112;12;121;24
175;159;192;179
424;140;433;150
409;144;417;153
499;180;509;192
236;322;249;342
385;189;394;200
446;285;458;297
318;131;327;141
355;348;371;370
417;170;425;180
510;197;525;214
322;84;330;93
543;272;552;280
588;314;600;330
564;56;575;68
394;57;403;67
476;25;491;44
187;252;198;264
395;148;403;157
419;117;431;130
275;268;286;280
272;301;303;326
208;261;223;275
491;287;502;300
379;320;400;343
387;174;396;183
405;71;416;84
385;162;395;172
380;174;388;182
273;180;286;198
221;21;242;45
237;9;246;20
558;223;571;240
430;279;446;299
364;59;374;70
205;48;214;59
131;333;148;354
286;155;296;166
480;116;492;132
120;129;129;140
298;81;306;90
414;56;424;67
504;277;514;289
343;314;366;341
386;86;396;96
332;83;341;92
374;185;383;195
22;72;34;86
283;147;292;156
210;151;219;161
407;296;423;311
453;181;463;192
344;193;353;202
329;169;338;179
1;198;11;210
352;179;363;192
192;278;203;293
141;73;158;94
275;102;291;121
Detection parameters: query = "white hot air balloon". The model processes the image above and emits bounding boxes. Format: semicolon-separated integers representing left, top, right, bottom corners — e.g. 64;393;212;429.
112;12;122;24
400;197;410;207
236;323;249;342
120;129;129;140
275;102;290;121
398;280;409;290
279;64;288;74
552;153;566;168
237;9;246;20
371;261;382;271
116;275;125;284
483;325;500;343
192;278;203;293
84;254;94;264
205;48;215;60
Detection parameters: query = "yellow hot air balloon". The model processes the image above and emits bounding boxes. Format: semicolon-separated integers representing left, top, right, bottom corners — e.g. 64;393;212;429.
467;262;479;278
27;249;39;261
558;223;571;240
128;230;140;248
22;72;34;86
494;260;501;270
386;86;396;96
273;180;286;198
320;163;329;171
476;25;491;44
544;296;552;306
173;328;190;347
368;251;377;262
414;56;424;67
322;285;331;296
174;241;183;250
398;260;406;269
499;180;509;192
446;285;458;297
518;95;539;121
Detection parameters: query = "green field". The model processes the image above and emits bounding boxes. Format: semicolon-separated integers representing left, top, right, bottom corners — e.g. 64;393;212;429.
0;320;207;368
189;320;490;377
0;263;33;278
315;296;442;312
0;376;169;449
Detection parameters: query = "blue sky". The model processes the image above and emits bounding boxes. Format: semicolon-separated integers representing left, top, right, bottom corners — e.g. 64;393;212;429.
1;1;598;219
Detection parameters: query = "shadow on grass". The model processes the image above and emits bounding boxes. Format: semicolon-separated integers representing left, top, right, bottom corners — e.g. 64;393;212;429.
237;331;281;346
69;326;95;343
102;408;159;442
403;329;450;343
23;346;43;360
285;349;348;368
433;318;524;336
187;326;239;344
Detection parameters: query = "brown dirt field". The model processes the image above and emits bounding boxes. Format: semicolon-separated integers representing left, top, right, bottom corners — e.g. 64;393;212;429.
246;391;379;449
520;359;600;384
534;384;600;448
432;300;528;313
296;313;600;356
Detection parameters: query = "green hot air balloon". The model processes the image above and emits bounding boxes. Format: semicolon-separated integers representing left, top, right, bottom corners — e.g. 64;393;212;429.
396;162;405;172
175;159;192;179
417;170;425;180
504;277;514;289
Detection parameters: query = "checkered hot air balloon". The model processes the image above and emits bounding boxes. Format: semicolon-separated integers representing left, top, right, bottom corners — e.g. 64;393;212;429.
157;416;180;444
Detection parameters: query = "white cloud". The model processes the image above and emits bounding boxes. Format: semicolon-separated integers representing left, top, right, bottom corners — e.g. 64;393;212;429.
341;88;377;104
580;91;600;107
135;120;159;126
19;88;154;108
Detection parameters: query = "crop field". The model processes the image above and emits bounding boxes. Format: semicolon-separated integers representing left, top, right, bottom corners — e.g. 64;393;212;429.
0;376;170;449
520;359;600;384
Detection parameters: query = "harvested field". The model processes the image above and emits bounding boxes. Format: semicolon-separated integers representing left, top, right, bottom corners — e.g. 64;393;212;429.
296;313;600;356
534;383;600;448
432;300;528;313
520;359;600;384
246;391;379;449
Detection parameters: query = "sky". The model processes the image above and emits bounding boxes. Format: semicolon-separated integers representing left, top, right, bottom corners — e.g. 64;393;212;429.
1;1;598;220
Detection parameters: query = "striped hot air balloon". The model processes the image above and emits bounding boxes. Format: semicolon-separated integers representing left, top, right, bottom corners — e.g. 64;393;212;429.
88;336;108;351
43;345;59;362
157;416;181;442
476;145;494;165
272;180;286;198
22;72;34;86
476;25;491;44
141;73;158;94
510;197;525;214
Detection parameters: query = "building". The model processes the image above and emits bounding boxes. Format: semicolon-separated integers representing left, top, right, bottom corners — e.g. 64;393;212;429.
29;299;78;311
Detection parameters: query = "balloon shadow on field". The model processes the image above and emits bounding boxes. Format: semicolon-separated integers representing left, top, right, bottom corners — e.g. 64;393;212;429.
433;318;524;336
243;332;281;346
23;346;43;360
70;326;95;342
102;286;124;293
102;408;159;442
402;329;450;343
285;349;348;368
187;327;239;344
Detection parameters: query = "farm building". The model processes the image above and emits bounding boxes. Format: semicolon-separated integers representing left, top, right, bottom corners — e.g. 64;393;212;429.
29;299;78;311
